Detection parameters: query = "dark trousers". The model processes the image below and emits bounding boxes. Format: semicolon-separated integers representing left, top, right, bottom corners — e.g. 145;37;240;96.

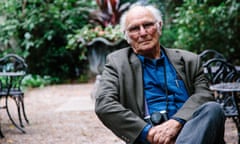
176;102;225;144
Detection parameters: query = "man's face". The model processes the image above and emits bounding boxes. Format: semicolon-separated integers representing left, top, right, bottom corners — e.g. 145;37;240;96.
125;7;161;57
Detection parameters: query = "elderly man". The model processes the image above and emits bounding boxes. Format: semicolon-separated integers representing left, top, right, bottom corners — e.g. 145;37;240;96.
95;4;225;144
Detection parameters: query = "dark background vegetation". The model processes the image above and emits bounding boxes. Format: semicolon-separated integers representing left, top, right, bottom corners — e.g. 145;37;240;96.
0;0;239;87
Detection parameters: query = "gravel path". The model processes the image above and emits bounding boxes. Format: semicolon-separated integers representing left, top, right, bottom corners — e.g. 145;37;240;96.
0;83;238;144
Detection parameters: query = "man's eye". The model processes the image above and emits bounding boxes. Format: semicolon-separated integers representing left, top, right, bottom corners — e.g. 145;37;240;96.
129;26;140;32
143;22;155;29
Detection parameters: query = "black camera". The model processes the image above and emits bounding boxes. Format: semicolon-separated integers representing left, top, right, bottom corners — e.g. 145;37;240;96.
144;110;168;126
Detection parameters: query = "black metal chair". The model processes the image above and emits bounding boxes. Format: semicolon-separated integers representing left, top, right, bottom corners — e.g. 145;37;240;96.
203;58;238;84
199;49;226;64
202;57;240;142
0;54;29;134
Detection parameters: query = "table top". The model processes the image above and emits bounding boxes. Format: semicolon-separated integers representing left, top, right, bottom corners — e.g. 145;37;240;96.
204;66;240;74
210;82;240;92
0;72;25;76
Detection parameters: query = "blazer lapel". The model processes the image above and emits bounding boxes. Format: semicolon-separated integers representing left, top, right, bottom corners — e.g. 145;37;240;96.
163;48;190;94
129;53;145;117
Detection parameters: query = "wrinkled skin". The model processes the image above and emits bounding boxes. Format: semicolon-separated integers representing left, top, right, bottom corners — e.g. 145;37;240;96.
147;119;182;144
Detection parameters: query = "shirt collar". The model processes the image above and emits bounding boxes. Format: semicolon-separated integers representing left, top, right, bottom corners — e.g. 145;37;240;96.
137;51;165;66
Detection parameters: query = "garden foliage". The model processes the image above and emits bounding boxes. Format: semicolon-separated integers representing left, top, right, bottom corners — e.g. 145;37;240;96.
0;0;239;86
0;0;96;82
172;0;240;64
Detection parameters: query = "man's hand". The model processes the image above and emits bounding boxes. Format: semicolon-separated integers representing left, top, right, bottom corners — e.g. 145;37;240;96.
147;119;183;144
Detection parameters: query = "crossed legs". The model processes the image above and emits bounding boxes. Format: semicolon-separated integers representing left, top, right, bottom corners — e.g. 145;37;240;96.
176;102;225;144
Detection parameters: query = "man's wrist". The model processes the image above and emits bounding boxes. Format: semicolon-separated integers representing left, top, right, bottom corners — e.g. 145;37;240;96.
171;117;186;125
138;124;152;143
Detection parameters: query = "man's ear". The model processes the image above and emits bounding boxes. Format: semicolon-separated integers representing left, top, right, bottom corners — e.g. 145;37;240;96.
157;21;162;29
156;21;163;35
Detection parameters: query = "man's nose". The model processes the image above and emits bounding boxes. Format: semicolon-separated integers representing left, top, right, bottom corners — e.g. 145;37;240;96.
139;25;147;35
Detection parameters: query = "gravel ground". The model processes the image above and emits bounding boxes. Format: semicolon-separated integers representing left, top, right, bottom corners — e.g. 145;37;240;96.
0;83;238;144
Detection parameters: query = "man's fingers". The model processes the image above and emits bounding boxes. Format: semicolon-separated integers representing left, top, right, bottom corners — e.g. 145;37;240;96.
147;127;156;143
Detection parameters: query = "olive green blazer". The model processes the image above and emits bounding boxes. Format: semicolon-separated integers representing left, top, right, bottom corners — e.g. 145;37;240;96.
95;46;214;144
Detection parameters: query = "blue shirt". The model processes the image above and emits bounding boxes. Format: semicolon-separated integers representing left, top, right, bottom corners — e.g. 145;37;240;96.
137;51;189;143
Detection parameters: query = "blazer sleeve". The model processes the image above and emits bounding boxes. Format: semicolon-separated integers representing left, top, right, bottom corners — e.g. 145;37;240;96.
94;51;147;144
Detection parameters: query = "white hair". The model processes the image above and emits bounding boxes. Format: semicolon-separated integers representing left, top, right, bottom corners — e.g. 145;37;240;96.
120;4;163;43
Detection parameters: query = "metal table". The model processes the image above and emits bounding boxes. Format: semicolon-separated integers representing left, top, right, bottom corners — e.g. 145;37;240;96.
0;72;26;137
210;82;240;143
210;82;240;92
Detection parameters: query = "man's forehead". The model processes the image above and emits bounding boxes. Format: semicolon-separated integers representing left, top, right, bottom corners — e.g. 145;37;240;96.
127;6;150;17
126;7;155;25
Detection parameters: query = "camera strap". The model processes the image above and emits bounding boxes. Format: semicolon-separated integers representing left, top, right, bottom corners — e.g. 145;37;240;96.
144;62;169;116
163;62;169;114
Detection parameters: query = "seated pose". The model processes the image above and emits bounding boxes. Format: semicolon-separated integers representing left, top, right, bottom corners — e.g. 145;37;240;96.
95;4;225;144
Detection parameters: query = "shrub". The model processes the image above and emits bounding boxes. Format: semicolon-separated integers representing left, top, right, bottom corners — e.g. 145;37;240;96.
0;0;95;81
173;0;240;64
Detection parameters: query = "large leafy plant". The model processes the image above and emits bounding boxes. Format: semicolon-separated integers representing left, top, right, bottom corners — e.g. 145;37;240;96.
66;0;130;56
0;0;94;81
90;0;130;27
173;0;240;64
